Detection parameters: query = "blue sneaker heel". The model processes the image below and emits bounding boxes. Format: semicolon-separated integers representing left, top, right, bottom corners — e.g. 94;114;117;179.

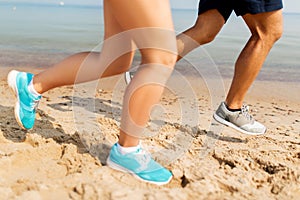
7;70;41;130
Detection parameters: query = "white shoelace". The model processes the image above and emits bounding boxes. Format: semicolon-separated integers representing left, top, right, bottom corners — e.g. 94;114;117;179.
136;148;152;172
30;100;40;112
241;104;253;121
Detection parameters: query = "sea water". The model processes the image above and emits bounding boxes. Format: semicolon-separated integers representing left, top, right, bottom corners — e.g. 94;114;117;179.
0;2;299;82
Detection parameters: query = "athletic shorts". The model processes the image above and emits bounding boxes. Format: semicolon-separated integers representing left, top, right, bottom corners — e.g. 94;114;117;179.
198;0;283;22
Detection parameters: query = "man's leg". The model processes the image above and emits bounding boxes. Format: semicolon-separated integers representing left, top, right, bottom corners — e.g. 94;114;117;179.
225;10;283;109
177;9;224;60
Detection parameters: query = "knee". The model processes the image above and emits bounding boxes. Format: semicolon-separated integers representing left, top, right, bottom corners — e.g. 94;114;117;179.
189;24;218;44
272;26;283;42
195;25;218;44
266;25;283;43
203;32;218;44
141;50;177;69
158;53;177;68
253;25;283;45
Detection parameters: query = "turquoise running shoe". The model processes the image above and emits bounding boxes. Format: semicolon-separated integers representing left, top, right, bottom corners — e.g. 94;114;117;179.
7;70;41;130
107;143;173;185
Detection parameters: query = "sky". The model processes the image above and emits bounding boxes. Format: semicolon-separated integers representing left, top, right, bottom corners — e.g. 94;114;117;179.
6;0;300;13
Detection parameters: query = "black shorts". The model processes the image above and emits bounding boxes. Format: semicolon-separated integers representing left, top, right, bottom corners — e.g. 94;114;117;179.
198;0;283;22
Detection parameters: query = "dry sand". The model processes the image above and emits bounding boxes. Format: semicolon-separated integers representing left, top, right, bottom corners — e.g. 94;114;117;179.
0;67;299;200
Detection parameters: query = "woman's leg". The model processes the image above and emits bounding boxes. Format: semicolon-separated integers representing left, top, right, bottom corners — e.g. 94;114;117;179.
104;0;177;147
105;0;176;185
32;4;135;94
7;3;135;130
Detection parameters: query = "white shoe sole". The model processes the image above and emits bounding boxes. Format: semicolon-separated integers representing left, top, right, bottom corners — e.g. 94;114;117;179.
213;112;266;136
7;70;27;130
106;157;172;186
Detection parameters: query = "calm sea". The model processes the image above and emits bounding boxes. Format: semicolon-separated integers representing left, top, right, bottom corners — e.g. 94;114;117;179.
0;2;299;82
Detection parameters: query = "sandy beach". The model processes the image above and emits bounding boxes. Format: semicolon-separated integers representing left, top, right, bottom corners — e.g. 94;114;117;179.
0;66;299;200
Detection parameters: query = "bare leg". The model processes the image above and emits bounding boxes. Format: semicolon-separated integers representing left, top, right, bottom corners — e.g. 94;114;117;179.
29;0;176;148
33;2;136;94
226;10;283;109
105;0;177;147
176;9;224;60
33;51;134;93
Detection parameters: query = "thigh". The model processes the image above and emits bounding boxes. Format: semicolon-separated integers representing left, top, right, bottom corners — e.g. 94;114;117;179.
106;0;173;30
194;9;224;35
242;9;283;36
104;0;176;55
102;1;135;69
103;0;124;38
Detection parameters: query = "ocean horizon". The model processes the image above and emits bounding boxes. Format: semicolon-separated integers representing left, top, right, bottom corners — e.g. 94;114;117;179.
1;2;299;82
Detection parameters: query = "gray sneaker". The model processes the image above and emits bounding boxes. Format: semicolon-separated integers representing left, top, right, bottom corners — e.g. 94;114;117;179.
213;102;266;135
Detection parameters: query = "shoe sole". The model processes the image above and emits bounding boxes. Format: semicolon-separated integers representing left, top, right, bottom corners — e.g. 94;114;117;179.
106;157;172;186
7;70;27;130
213;112;266;136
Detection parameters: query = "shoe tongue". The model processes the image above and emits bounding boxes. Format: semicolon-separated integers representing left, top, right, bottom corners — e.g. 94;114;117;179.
26;88;41;101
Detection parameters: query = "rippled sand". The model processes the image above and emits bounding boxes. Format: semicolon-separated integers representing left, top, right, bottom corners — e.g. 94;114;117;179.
0;67;299;199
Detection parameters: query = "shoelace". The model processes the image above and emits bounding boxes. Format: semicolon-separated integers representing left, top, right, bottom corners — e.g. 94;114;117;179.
135;148;153;172
241;104;253;121
30;100;40;112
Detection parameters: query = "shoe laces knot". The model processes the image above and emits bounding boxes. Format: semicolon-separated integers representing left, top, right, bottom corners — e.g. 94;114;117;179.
136;149;152;172
30;100;40;112
241;104;253;121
